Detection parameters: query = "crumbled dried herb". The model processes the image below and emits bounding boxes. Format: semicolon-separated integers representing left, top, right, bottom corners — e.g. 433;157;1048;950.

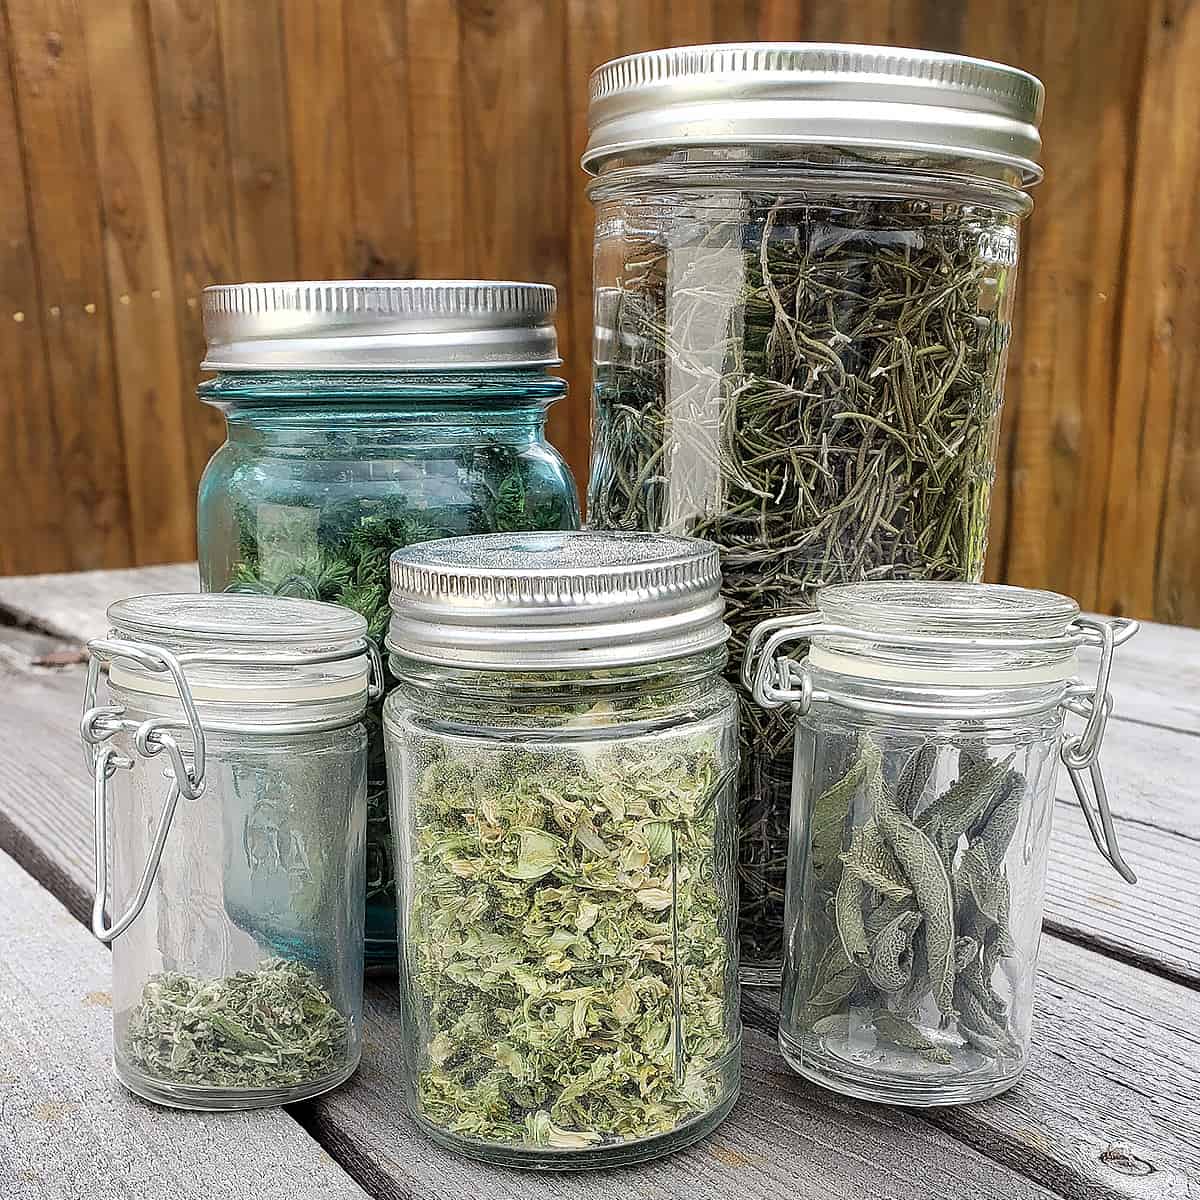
223;450;572;922
589;196;1017;968
122;958;350;1089
795;734;1023;1068
400;723;736;1147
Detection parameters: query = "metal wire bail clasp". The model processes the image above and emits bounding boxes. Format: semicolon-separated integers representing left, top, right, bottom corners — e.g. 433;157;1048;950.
80;638;208;943
1061;615;1140;884
741;612;826;712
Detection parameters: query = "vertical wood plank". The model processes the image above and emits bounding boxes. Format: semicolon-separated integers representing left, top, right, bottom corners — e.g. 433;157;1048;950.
146;0;236;487
667;0;716;44
344;0;416;278
0;0;70;574
963;1;1146;606
79;0;194;565
1101;0;1200;622
215;0;297;282
281;0;353;280
460;0;581;476
5;0;133;569
404;0;466;277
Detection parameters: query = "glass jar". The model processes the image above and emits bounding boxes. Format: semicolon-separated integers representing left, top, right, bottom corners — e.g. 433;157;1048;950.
196;281;581;967
742;581;1138;1105
80;593;376;1110
382;531;741;1168
583;44;1045;982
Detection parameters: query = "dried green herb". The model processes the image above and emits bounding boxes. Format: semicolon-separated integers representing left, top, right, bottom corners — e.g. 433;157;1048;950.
589;196;1017;966
800;735;1025;1069
224;450;571;922
122;958;349;1089
400;722;736;1147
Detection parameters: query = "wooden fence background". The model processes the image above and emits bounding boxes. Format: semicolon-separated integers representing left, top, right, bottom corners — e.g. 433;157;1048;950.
1;0;1197;625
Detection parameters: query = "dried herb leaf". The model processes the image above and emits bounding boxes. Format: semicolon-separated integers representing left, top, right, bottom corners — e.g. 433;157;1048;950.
122;958;349;1090
402;723;735;1147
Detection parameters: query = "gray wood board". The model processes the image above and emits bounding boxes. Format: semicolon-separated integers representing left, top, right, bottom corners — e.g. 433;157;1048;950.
0;562;198;644
294;988;1064;1200
1078;617;1200;737
2;571;1199;1198
0;846;369;1200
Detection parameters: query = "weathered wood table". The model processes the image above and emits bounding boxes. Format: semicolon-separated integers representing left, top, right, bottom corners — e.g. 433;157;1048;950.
0;564;1196;1200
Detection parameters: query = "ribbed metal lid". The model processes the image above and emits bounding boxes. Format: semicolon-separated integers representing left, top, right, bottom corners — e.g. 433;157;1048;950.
386;530;728;669
202;280;561;371
583;43;1044;184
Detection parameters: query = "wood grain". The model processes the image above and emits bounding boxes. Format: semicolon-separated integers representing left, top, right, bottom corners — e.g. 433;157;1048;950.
403;0;466;277
215;0;297;282
145;0;235;485
4;0;133;569
460;0;580;470
0;0;68;575
80;0;195;565
344;0;416;279
1098;0;1200;623
0;0;1198;614
2;564;1199;1200
0;846;371;1200
281;0;353;280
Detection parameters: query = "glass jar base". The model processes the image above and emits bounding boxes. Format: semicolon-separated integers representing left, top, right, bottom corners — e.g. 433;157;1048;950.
114;1055;360;1111
410;1088;740;1171
779;1027;1023;1107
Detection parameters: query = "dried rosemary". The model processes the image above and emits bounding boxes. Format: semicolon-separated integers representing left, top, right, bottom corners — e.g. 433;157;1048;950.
398;719;736;1147
795;734;1024;1069
589;195;1017;968
122;958;350;1090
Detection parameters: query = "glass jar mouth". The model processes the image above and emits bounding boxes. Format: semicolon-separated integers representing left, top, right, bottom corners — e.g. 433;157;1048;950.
587;160;1034;217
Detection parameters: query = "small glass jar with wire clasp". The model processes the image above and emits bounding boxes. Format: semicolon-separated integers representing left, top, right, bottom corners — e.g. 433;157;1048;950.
80;593;380;1110
742;581;1138;1106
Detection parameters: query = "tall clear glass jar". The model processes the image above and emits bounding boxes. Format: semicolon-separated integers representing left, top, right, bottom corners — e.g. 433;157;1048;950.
382;531;741;1168
196;281;581;968
743;581;1138;1105
80;593;375;1110
583;44;1045;981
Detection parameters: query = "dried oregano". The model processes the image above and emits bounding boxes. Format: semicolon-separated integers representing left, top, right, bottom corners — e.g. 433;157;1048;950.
401;716;736;1147
122;958;349;1089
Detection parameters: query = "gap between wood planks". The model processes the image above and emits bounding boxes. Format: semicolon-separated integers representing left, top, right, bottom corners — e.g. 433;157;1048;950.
1;597;1196;1200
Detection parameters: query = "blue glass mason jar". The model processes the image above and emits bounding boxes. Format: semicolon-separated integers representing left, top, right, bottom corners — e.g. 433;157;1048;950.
196;281;581;968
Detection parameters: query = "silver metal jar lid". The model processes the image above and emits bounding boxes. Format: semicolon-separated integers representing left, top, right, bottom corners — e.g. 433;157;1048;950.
386;530;729;669
202;280;561;371
583;43;1044;184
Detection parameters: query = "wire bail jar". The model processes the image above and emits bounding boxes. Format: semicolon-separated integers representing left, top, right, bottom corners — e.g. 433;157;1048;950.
382;530;741;1168
583;43;1045;982
80;593;380;1110
196;280;580;968
742;581;1137;1105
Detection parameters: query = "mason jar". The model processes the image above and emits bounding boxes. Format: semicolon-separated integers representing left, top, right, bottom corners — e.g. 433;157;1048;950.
196;281;581;967
742;581;1138;1105
81;593;376;1110
583;44;1045;981
382;531;741;1168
